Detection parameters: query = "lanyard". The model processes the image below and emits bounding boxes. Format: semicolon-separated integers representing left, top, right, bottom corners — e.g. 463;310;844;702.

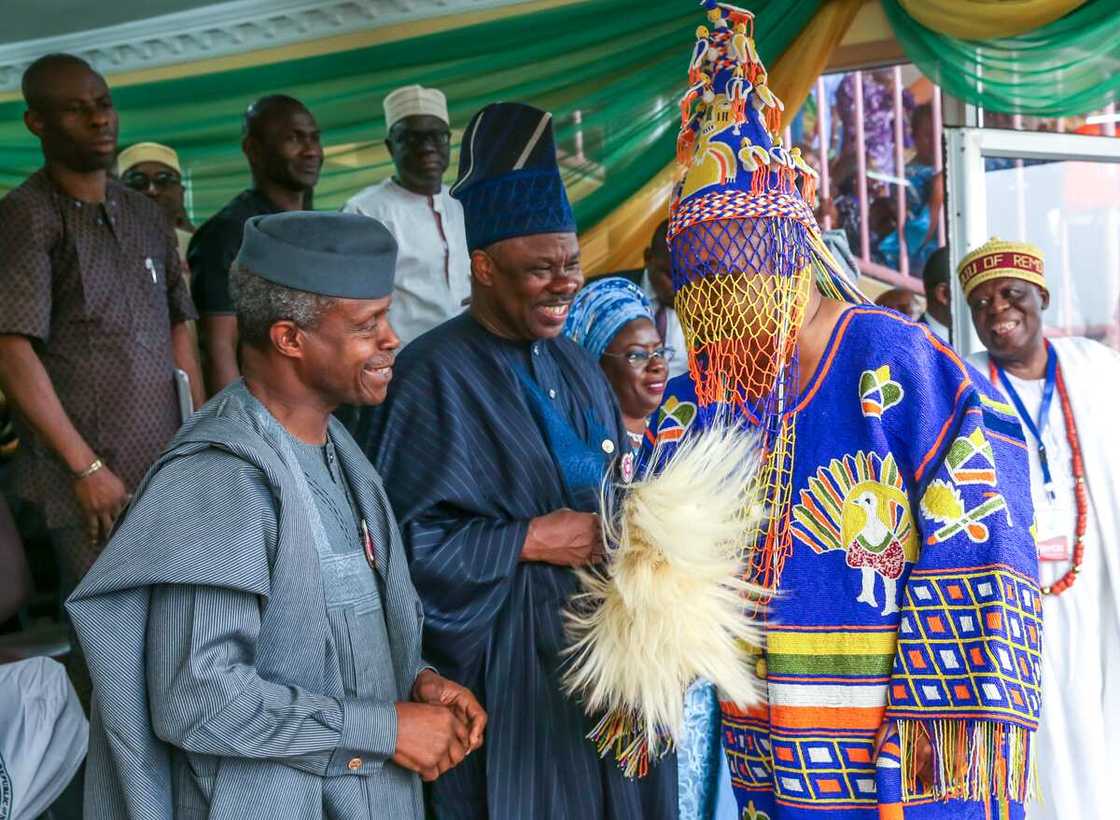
993;345;1059;500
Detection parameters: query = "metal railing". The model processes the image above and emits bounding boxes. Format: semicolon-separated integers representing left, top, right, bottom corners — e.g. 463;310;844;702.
812;67;943;292
811;69;1118;303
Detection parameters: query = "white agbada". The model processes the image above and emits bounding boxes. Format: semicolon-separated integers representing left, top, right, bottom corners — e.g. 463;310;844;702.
344;178;471;348
0;657;88;819
970;336;1120;819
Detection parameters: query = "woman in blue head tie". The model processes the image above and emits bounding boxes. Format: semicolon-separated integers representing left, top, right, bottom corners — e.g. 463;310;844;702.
563;276;673;460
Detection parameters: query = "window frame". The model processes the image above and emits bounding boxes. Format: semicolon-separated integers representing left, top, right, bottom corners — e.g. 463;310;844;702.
944;126;1120;356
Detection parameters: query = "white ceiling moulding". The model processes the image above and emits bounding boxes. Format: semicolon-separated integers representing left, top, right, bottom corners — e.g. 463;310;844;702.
0;0;529;92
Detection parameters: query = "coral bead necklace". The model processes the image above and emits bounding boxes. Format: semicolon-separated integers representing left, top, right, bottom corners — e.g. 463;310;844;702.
1043;368;1087;596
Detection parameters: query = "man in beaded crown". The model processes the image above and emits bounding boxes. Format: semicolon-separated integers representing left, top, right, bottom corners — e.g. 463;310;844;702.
564;4;1046;819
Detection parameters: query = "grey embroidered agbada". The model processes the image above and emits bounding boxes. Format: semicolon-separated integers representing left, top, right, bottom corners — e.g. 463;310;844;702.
67;382;428;819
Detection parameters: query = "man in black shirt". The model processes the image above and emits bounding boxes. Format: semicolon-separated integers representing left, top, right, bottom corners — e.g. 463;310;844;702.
188;94;323;393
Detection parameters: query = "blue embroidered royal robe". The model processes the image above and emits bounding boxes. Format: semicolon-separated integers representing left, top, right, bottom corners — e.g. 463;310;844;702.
649;307;1040;820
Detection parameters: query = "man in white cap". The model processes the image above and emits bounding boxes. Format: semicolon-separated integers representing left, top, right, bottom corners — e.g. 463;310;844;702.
343;85;471;349
117;141;194;261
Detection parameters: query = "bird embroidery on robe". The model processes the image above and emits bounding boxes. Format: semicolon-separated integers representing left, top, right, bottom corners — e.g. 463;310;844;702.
792;451;920;616
846;489;907;614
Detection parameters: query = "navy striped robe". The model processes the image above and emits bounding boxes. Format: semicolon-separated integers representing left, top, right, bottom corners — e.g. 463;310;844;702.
355;313;677;819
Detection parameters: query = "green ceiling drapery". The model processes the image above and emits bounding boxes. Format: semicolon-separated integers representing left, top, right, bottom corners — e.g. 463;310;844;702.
882;0;1120;116
0;0;823;229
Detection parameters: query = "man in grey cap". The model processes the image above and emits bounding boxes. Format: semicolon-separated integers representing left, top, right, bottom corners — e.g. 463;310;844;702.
67;211;486;818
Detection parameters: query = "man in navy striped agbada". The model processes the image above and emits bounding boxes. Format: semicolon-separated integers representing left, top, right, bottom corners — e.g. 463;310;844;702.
354;103;677;819
67;211;485;818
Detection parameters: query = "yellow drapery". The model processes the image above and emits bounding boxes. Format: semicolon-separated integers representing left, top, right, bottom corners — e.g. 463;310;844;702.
896;0;1086;39
582;0;865;277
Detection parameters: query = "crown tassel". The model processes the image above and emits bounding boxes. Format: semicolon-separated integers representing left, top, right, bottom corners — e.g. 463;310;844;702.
790;147;819;207
730;23;749;64
782;164;797;194
749;165;767;196
800;170;818;207
727;71;748;132
765;104;783;137
676;127;697;167
679;77;706;130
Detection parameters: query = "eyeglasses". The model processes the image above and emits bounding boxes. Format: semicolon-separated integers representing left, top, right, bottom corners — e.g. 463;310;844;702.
122;170;181;191
392;129;452;149
602;346;676;369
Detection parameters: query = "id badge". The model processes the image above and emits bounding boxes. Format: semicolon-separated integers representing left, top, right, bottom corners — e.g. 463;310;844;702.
1035;497;1072;562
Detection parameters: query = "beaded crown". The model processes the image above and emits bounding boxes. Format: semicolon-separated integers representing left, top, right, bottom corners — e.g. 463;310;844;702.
669;1;819;248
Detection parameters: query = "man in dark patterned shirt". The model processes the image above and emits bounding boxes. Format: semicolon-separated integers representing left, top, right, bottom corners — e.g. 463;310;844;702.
0;53;203;702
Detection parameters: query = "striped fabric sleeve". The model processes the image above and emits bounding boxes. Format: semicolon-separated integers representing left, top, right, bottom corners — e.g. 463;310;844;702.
413;660;439;688
332;698;399;773
404;515;529;671
148;583;398;774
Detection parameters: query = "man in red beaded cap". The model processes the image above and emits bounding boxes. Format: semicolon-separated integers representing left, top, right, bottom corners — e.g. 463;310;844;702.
962;237;1120;820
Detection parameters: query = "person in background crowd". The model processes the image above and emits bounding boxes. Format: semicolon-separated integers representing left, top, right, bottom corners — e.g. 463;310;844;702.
919;245;952;342
2;391;86;820
116;141;194;262
830;71;907;249
814;196;862;287
563;276;670;465
0;389;17;461
356;102;677;819
873;286;923;320
605;219;688;380
0;53;203;706
834;69;912;197
961;238;1120;820
641;219;688;380
867;195;898;266
906;105;943;261
829;75;920;273
188;94;323;393
68;211;485;818
344;85;470;349
118;141;203;376
0;495;32;625
878;104;943;275
830;156;864;255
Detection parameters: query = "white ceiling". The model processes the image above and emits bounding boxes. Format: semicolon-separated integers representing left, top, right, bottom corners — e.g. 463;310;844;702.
0;0;213;45
0;0;525;92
